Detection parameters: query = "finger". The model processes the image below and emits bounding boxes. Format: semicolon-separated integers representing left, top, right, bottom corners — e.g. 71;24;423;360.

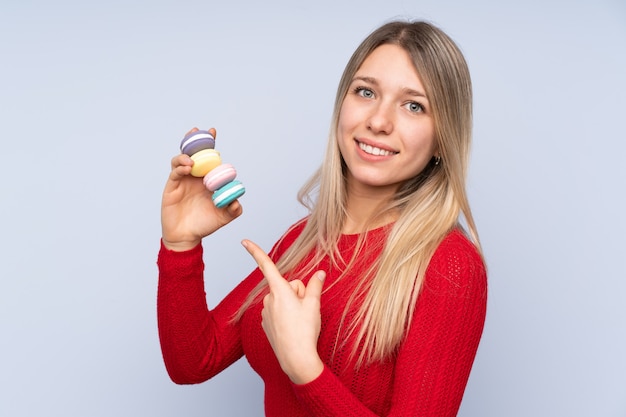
184;127;215;139
168;154;194;181
170;153;193;169
225;199;243;218
289;280;306;298
185;127;199;136
215;200;243;228
305;270;326;300
241;239;286;290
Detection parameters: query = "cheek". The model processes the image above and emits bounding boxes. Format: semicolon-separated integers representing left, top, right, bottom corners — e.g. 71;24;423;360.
402;124;437;165
336;109;353;154
337;108;348;137
337;99;361;134
411;123;436;152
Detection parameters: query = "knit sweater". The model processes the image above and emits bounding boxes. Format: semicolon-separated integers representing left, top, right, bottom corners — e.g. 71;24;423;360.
157;221;487;416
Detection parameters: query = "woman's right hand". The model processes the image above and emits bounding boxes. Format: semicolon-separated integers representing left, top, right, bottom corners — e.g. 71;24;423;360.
161;128;243;251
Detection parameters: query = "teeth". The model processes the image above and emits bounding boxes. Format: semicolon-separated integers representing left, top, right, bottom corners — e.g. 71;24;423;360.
359;142;395;156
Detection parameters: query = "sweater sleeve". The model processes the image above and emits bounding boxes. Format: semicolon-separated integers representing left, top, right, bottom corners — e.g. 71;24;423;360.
156;220;307;385
157;240;263;384
291;231;488;416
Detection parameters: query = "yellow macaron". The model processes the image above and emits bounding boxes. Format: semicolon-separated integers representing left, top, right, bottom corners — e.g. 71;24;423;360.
190;149;221;177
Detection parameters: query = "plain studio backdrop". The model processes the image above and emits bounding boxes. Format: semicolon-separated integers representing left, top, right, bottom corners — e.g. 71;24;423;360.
1;0;624;416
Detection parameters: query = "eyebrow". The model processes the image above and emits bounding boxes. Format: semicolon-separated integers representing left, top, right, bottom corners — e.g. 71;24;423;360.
352;76;428;99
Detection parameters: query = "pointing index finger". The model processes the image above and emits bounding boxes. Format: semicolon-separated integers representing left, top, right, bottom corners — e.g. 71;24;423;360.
241;239;284;289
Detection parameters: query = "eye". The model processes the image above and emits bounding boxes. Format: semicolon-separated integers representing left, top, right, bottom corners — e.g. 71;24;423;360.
355;86;375;99
405;101;425;113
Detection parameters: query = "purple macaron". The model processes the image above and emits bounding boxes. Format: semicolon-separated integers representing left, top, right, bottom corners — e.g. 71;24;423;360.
179;130;216;156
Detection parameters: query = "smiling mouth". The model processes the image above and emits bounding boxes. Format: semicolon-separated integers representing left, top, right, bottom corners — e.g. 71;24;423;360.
357;141;397;156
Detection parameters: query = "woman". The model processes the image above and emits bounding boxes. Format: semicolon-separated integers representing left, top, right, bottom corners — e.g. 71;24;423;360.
158;20;487;416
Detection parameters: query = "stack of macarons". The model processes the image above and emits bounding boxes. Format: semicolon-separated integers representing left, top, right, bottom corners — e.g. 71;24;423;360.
180;129;246;208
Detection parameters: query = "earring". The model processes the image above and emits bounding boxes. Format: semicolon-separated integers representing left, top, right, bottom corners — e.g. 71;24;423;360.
434;155;441;165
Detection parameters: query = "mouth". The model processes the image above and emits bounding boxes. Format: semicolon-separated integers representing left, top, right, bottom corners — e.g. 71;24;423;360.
357;140;398;157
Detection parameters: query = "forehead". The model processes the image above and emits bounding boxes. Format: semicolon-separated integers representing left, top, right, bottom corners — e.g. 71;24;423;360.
355;44;424;89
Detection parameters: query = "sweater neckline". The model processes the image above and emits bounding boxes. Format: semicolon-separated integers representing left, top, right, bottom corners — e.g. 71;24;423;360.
339;222;393;240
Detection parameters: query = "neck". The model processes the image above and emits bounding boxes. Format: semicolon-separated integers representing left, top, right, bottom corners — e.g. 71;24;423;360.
342;180;398;235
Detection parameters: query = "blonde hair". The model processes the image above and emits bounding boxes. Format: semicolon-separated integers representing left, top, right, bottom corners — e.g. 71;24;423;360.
237;20;481;366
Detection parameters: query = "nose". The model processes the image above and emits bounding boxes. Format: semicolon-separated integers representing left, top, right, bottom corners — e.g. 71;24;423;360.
367;101;394;135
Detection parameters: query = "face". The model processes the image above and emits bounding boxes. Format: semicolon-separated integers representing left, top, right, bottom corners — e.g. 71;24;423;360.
337;44;436;196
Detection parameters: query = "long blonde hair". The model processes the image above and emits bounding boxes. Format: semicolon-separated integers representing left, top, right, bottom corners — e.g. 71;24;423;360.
237;20;481;366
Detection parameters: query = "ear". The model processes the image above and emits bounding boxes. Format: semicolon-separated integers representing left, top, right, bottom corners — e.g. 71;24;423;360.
432;144;442;165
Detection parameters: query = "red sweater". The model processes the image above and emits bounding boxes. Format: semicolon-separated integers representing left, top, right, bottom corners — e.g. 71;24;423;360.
157;222;487;416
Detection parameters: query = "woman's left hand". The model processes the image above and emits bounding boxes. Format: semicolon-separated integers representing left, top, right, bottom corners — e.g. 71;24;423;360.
242;239;326;384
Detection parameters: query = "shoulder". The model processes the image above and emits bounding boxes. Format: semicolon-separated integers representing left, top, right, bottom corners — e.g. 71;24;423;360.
424;228;487;298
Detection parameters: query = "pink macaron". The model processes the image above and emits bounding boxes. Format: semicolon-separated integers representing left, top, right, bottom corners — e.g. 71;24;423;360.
203;163;237;191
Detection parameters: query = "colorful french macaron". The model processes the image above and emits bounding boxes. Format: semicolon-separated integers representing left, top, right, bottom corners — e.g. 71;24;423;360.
178;128;245;205
179;129;221;177
190;149;221;177
203;163;237;191
180;130;216;155
212;179;246;208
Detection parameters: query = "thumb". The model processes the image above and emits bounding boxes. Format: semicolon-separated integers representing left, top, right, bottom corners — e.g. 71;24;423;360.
305;270;326;299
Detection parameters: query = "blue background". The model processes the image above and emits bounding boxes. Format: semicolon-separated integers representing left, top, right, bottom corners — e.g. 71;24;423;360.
1;0;625;416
